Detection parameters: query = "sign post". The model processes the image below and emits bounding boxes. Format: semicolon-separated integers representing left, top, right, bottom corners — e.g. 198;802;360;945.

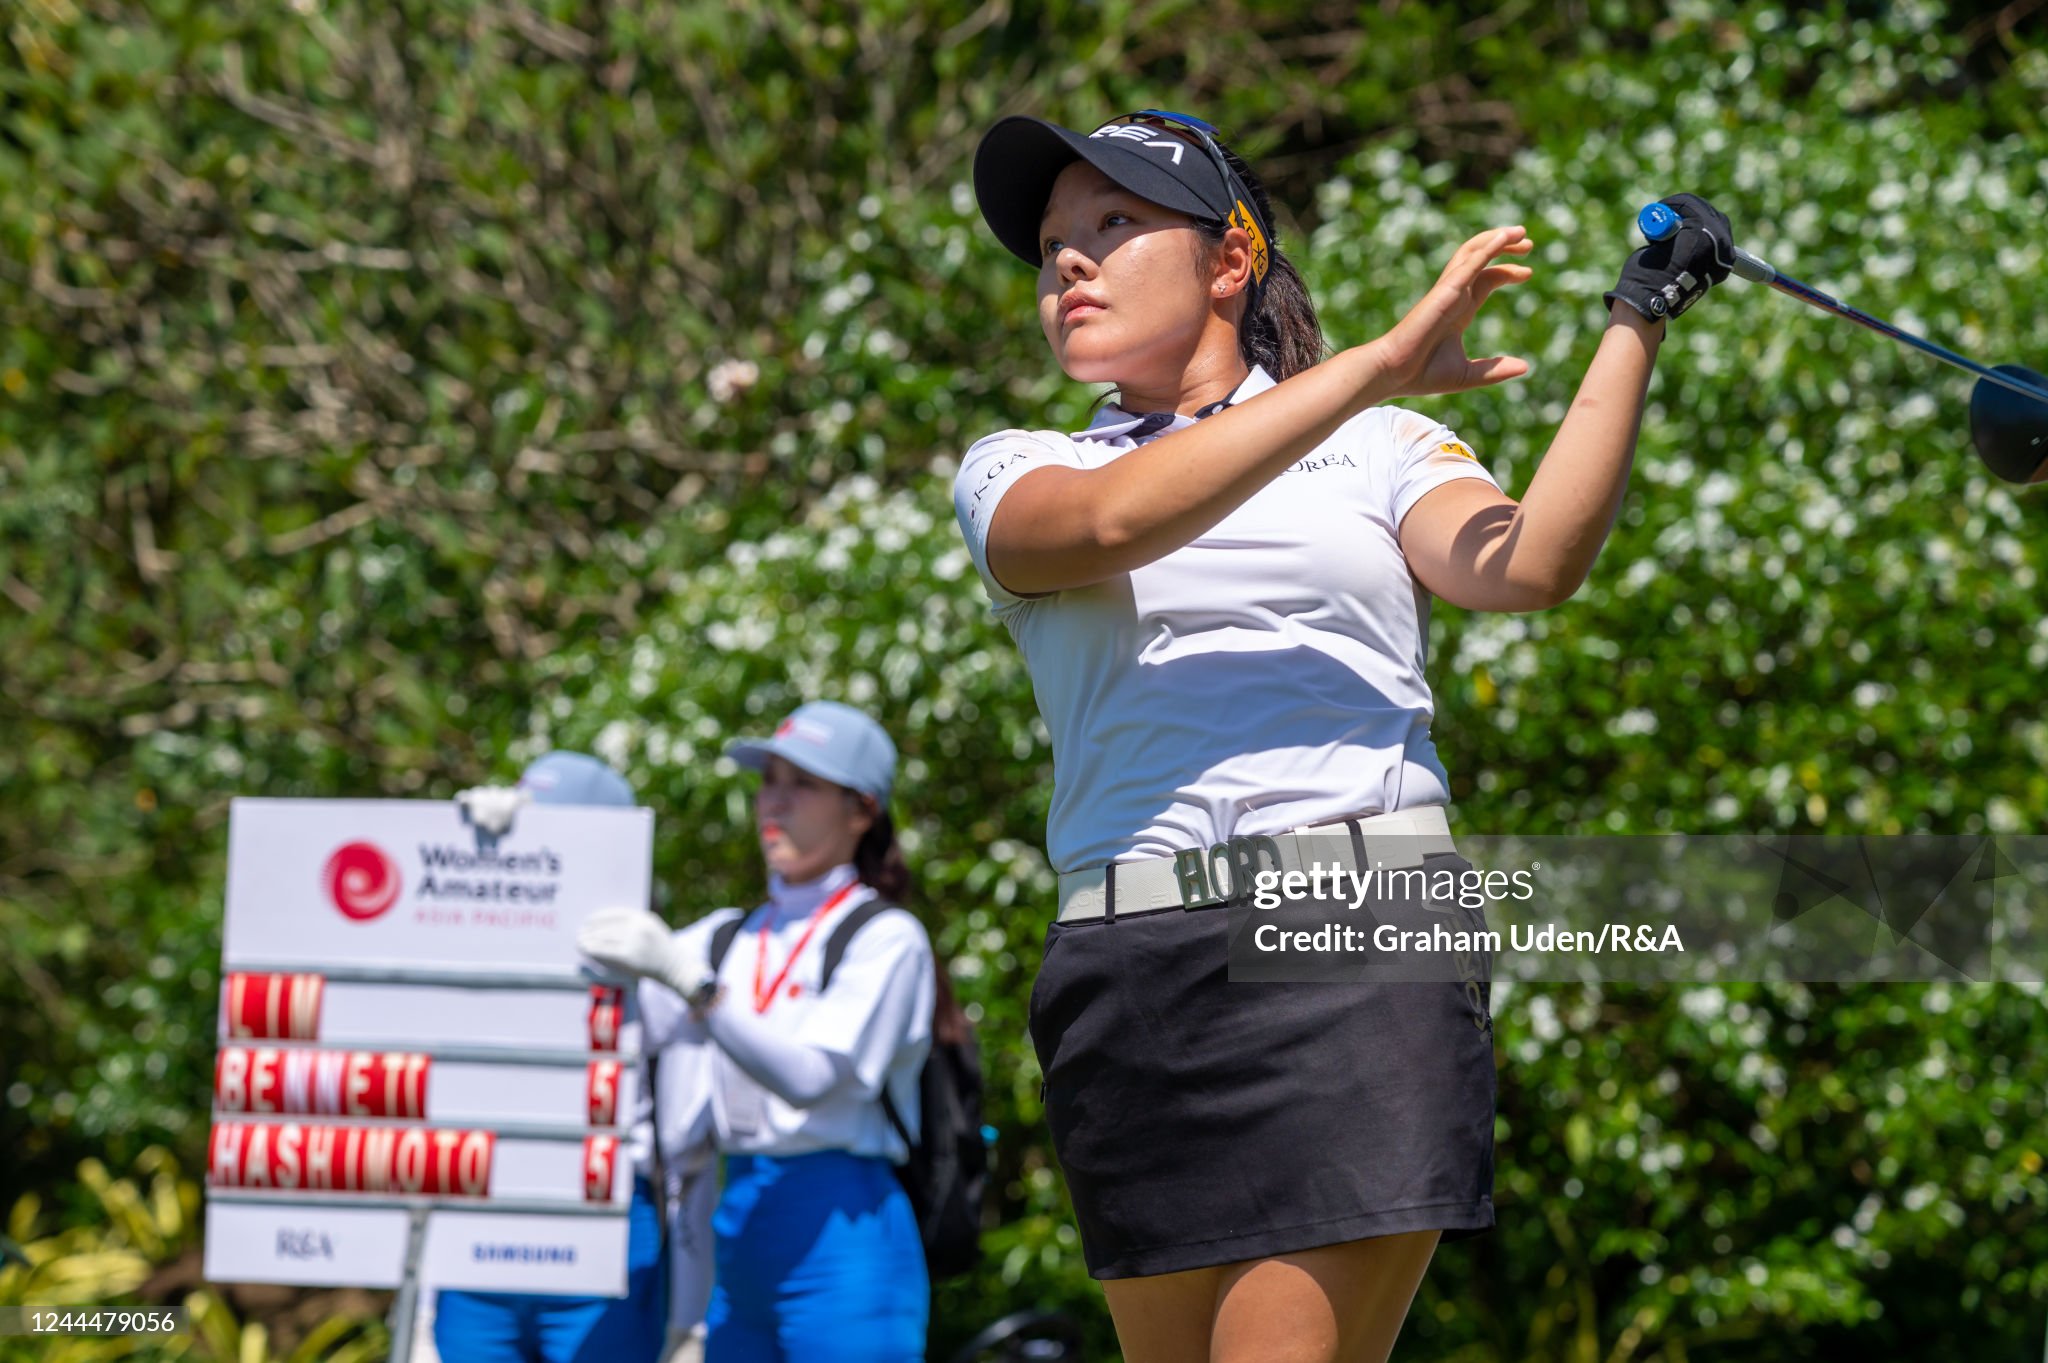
203;797;653;1347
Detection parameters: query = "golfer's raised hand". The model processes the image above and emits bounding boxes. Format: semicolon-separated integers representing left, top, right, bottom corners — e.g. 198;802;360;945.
1606;193;1735;323
1365;226;1534;397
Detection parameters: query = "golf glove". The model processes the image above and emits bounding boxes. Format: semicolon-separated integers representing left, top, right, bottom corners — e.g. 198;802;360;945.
578;907;708;996
1605;193;1735;323
455;784;529;836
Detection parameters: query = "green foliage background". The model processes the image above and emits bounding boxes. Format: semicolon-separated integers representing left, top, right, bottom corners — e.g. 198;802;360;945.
5;1;2048;1358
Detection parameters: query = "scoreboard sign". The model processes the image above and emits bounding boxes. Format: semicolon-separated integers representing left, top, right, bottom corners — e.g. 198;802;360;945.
203;798;653;1296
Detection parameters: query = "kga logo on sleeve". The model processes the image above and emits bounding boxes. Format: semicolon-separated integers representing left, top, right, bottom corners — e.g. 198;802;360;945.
324;842;401;922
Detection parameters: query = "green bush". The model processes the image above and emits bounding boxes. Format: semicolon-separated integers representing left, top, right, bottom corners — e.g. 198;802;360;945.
0;1149;387;1363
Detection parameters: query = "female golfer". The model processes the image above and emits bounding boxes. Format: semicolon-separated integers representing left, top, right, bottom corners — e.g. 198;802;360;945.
578;700;936;1363
956;109;1731;1362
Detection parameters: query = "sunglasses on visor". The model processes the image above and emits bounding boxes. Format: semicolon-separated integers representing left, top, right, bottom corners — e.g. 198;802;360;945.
1100;109;1272;291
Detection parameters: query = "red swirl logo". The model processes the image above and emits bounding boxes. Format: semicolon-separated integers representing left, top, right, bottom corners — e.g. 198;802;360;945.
324;842;401;922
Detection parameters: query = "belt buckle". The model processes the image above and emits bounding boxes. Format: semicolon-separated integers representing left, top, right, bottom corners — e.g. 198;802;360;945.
1169;834;1283;910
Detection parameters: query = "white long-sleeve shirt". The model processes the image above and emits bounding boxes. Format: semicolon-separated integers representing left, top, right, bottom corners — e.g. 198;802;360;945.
641;864;935;1329
647;865;935;1160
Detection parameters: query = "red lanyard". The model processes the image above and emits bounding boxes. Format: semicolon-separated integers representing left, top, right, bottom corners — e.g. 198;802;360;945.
752;883;859;1013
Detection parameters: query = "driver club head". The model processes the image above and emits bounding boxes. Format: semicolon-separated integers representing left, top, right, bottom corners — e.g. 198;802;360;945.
1969;364;2048;484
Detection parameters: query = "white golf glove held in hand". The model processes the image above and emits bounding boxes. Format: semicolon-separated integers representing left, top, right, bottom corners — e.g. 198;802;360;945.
577;908;706;996
456;784;530;836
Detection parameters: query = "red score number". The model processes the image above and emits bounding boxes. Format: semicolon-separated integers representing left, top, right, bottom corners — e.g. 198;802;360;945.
582;1135;618;1202
588;986;622;1052
586;1060;622;1127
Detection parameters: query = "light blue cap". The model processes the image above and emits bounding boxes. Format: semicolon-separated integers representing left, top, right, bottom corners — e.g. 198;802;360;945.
518;751;635;808
725;700;896;804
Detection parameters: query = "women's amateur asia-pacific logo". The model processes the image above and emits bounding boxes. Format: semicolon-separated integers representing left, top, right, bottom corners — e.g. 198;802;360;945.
324;842;402;922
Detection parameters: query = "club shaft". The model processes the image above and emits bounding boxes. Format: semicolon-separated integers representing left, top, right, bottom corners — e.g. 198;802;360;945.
1756;266;2048;405
1638;204;2048;406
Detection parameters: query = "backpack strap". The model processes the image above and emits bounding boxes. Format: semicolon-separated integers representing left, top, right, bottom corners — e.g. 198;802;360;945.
710;896;893;983
706;913;746;974
819;898;918;1148
819;898;897;991
710;897;893;984
877;1087;913;1150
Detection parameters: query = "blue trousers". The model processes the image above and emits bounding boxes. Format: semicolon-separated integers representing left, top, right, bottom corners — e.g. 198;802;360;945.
706;1151;927;1363
434;1183;666;1363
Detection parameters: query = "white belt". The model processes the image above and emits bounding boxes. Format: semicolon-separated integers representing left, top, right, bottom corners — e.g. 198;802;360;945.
1056;806;1457;924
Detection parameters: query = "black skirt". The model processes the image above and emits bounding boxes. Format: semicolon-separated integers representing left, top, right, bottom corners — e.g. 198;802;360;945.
1028;853;1497;1280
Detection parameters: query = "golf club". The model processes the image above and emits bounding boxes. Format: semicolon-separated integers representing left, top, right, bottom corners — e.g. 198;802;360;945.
1638;201;2048;483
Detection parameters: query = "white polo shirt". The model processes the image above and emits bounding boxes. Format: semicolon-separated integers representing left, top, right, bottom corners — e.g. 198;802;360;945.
952;366;1500;874
644;865;934;1163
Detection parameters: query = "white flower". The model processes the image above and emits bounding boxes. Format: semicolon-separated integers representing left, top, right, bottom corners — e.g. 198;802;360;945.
706;359;761;403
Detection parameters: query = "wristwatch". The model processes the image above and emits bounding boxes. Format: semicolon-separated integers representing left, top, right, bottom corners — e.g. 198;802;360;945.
683;971;721;1017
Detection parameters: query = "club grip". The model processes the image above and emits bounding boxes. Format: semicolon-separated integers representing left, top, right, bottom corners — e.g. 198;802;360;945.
1636;202;1775;283
1636;202;1683;243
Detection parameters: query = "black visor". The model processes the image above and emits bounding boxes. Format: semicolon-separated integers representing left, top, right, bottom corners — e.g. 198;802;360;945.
973;114;1246;268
